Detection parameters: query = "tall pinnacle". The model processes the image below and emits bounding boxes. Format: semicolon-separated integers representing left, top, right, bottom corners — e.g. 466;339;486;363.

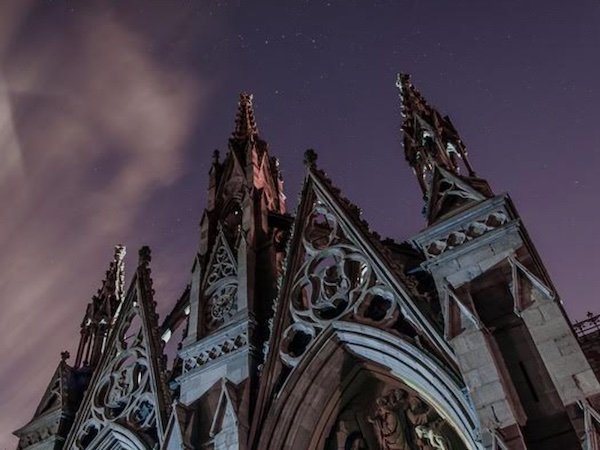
397;73;475;195
74;245;126;368
231;92;259;143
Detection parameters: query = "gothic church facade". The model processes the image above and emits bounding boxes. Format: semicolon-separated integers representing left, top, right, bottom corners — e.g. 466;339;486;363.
15;75;600;450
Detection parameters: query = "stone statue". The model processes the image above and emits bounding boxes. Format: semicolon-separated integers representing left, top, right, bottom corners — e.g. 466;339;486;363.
368;394;410;450
368;389;452;450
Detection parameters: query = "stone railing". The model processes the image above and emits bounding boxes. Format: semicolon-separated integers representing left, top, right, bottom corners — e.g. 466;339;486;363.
573;312;600;340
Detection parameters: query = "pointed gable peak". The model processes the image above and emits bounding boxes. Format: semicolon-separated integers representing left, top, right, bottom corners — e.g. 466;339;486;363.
303;148;363;220
63;245;170;449
231;92;259;143
33;356;71;417
209;379;239;438
254;152;456;419
14;350;90;450
425;164;490;224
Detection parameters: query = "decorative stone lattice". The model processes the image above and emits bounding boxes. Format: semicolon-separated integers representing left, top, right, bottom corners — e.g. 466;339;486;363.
206;240;237;285
75;307;157;449
204;230;239;331
424;211;508;258
368;388;455;450
280;201;401;367
183;331;248;373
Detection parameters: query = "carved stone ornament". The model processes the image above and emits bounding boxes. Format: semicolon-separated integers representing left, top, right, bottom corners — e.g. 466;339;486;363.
206;284;238;329
424;210;508;258
183;330;248;372
326;385;466;450
204;230;239;331
206;237;237;285
368;389;453;450
280;201;401;367
75;307;157;449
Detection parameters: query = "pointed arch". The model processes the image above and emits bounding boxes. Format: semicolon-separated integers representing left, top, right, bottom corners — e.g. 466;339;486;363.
258;322;482;450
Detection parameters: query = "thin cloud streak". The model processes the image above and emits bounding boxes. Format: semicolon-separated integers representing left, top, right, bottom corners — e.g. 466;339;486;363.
0;5;209;447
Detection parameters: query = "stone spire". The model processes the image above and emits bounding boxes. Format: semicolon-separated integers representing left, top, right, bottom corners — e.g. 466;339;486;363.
74;245;126;368
397;73;475;195
230;92;259;143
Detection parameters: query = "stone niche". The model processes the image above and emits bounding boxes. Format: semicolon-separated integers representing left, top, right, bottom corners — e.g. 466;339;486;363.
322;373;468;450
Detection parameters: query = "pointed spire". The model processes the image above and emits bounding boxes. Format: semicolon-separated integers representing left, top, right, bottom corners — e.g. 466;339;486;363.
396;73;475;196
138;244;152;269
231;92;259;143
62;245;170;449
75;245;126;368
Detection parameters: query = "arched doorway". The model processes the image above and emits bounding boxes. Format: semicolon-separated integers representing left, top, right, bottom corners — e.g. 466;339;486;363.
258;322;482;450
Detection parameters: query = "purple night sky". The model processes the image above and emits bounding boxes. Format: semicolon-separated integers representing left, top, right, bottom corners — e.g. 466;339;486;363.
1;0;599;446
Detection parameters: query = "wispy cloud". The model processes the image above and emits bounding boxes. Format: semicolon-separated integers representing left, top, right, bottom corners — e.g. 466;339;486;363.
0;4;209;446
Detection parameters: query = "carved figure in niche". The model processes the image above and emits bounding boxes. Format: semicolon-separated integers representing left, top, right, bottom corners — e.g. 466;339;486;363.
368;391;410;450
406;393;437;427
406;393;450;450
367;389;454;450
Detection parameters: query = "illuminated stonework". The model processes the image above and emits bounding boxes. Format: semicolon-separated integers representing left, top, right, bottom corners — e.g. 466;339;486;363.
15;82;600;450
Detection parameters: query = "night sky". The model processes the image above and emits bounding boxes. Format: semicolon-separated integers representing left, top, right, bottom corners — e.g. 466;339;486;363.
1;0;599;446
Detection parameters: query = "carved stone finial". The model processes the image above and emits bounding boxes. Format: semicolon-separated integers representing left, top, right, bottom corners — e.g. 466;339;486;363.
138;246;152;267
304;149;318;168
114;244;126;262
395;72;410;93
113;245;126;303
60;351;70;362
232;92;258;141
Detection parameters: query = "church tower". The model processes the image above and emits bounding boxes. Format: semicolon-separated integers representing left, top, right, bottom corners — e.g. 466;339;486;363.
174;93;291;449
399;74;600;449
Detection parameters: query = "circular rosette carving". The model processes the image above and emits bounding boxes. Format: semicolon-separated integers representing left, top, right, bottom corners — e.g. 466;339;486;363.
280;322;316;367
291;244;371;324
91;346;155;429
205;283;238;331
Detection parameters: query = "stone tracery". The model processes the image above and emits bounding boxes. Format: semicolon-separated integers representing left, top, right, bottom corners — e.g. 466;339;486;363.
280;200;404;366
204;230;239;331
75;306;157;449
